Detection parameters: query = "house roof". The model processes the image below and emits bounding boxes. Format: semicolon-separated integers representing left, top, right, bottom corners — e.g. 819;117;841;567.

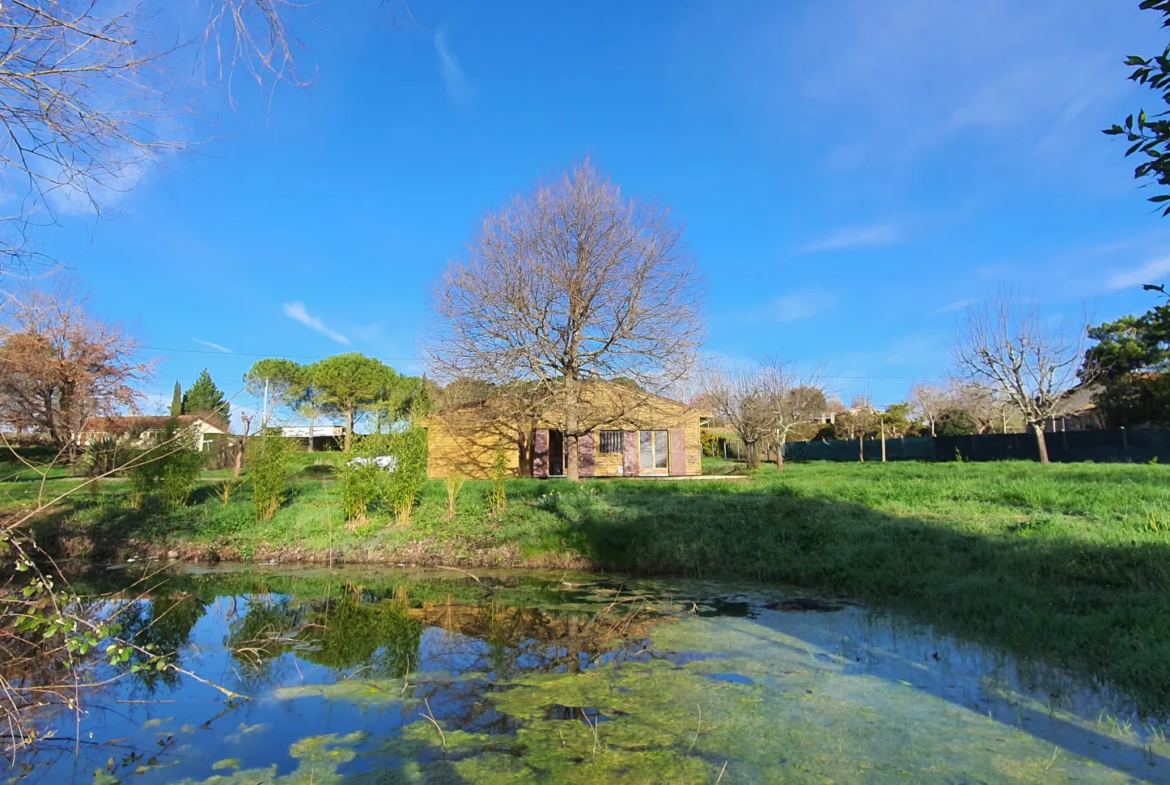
84;415;228;434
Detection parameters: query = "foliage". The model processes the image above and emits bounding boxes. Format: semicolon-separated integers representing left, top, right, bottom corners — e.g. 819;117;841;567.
170;381;182;417
384;427;428;525
244;358;306;427
879;402;914;436
182;369;230;426
1083;296;1170;427
1104;1;1170;212
162;447;204;506
310;354;400;450
76;435;123;478
0;287;153;447
444;474;467;521
487;446;508;515
935;408;980;437
124;418;202;507
337;434;391;524
699;429;720;457
246;433;294;522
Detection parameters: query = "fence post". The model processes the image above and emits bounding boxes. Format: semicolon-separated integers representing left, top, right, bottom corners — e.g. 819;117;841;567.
1121;427;1129;463
881;422;887;463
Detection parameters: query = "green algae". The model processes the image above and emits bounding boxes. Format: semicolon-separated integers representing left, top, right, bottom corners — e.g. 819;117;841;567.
260;615;1169;783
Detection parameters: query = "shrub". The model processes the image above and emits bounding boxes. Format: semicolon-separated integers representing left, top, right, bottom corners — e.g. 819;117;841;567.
337;433;392;524
700;429;720;458
76;435;122;478
124;419;202;508
162;448;203;506
486;446;507;515
246;433;294;521
383;427;428;525
444;474;466;521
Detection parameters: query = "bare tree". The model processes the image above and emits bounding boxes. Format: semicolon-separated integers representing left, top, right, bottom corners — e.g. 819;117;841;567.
909;382;948;437
0;1;324;280
428;159;705;481
0;286;154;448
952;295;1090;464
701;362;827;471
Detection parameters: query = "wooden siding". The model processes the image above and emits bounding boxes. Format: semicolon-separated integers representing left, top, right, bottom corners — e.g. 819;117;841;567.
426;383;703;479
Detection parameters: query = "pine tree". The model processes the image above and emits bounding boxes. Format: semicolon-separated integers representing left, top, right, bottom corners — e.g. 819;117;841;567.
170;381;182;417
182;369;230;427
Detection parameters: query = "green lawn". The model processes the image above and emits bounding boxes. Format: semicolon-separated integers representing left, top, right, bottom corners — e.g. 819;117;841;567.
6;457;1170;712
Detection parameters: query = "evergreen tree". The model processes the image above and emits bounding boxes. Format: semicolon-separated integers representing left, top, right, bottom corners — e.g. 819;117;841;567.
182;369;230;427
170;381;182;417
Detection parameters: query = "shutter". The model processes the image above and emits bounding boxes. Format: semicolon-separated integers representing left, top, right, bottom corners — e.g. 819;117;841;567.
622;430;639;477
533;429;550;479
669;429;687;476
580;432;595;478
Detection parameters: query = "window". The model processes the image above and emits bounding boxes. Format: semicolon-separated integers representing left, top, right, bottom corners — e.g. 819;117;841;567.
599;430;623;454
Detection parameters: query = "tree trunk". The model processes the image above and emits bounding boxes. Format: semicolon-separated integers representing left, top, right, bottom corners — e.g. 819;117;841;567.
775;437;785;472
345;407;354;452
930;420;936;437
744;440;759;470
859;433;865;463
1033;424;1050;465
307;415;316;453
565;378;580;481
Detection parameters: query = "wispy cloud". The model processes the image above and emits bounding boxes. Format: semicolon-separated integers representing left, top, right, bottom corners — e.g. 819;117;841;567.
434;30;469;104
930;299;969;316
753;290;837;324
193;338;232;353
283;302;351;345
799;224;903;254
1105;257;1170;292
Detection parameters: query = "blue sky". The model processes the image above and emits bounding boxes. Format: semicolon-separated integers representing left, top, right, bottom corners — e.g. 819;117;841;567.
34;0;1170;423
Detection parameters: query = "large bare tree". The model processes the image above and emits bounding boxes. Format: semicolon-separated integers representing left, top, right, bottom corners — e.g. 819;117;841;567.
701;361;827;471
952;295;1091;464
428;160;705;480
0;286;153;448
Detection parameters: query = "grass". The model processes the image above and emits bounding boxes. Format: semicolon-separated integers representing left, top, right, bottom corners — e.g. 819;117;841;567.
5;454;1170;713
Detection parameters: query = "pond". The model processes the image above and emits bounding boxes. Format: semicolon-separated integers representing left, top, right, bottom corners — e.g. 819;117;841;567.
6;565;1169;784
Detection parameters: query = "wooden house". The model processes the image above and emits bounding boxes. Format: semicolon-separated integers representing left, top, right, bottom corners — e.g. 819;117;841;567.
426;381;701;479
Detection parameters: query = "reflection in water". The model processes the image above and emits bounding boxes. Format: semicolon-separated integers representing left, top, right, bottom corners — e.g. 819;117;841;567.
3;565;1169;784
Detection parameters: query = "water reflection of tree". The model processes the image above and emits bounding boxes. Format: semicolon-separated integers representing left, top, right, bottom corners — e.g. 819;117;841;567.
299;591;422;678
113;594;208;689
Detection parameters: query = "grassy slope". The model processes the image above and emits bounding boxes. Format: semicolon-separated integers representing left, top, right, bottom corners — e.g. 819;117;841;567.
6;457;1170;710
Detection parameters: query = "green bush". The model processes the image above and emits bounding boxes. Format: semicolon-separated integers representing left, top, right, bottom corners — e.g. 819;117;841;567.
383;427;428;525
486;446;507;515
76;435;123;478
162;448;204;506
124;419;202;507
337;434;390;524
246;433;294;521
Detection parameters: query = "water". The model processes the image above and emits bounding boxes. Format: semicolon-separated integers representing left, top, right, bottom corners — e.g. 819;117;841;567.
6;564;1170;784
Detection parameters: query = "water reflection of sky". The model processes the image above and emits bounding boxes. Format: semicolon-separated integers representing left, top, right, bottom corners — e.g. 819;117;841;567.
6;567;1169;784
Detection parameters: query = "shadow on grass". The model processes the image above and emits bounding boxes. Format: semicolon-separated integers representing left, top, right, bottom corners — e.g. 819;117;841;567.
536;481;1170;779
559;482;1170;707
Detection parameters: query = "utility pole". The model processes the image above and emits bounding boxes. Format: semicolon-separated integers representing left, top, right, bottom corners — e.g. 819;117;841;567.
881;419;887;463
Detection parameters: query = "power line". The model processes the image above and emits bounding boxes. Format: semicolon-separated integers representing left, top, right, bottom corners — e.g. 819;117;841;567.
141;347;946;380
141;346;419;362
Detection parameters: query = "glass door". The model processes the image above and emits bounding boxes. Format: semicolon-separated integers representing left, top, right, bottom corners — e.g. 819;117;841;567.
639;430;669;474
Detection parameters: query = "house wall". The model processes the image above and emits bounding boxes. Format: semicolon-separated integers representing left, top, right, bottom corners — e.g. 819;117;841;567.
427;409;522;479
428;387;702;479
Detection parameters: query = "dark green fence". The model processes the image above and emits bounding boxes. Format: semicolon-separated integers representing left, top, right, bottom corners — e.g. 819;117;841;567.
782;429;1170;464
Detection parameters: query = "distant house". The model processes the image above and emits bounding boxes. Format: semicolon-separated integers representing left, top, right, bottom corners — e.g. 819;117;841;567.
426;381;702;479
278;424;345;451
1046;385;1105;432
78;415;228;452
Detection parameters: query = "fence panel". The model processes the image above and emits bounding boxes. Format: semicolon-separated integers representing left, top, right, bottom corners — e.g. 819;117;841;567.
782;429;1170;464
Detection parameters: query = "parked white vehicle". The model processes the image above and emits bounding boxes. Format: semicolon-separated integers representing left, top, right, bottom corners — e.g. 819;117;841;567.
346;455;398;471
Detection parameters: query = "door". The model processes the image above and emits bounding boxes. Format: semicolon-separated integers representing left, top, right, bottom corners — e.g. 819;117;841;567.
639;430;669;475
548;431;565;476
